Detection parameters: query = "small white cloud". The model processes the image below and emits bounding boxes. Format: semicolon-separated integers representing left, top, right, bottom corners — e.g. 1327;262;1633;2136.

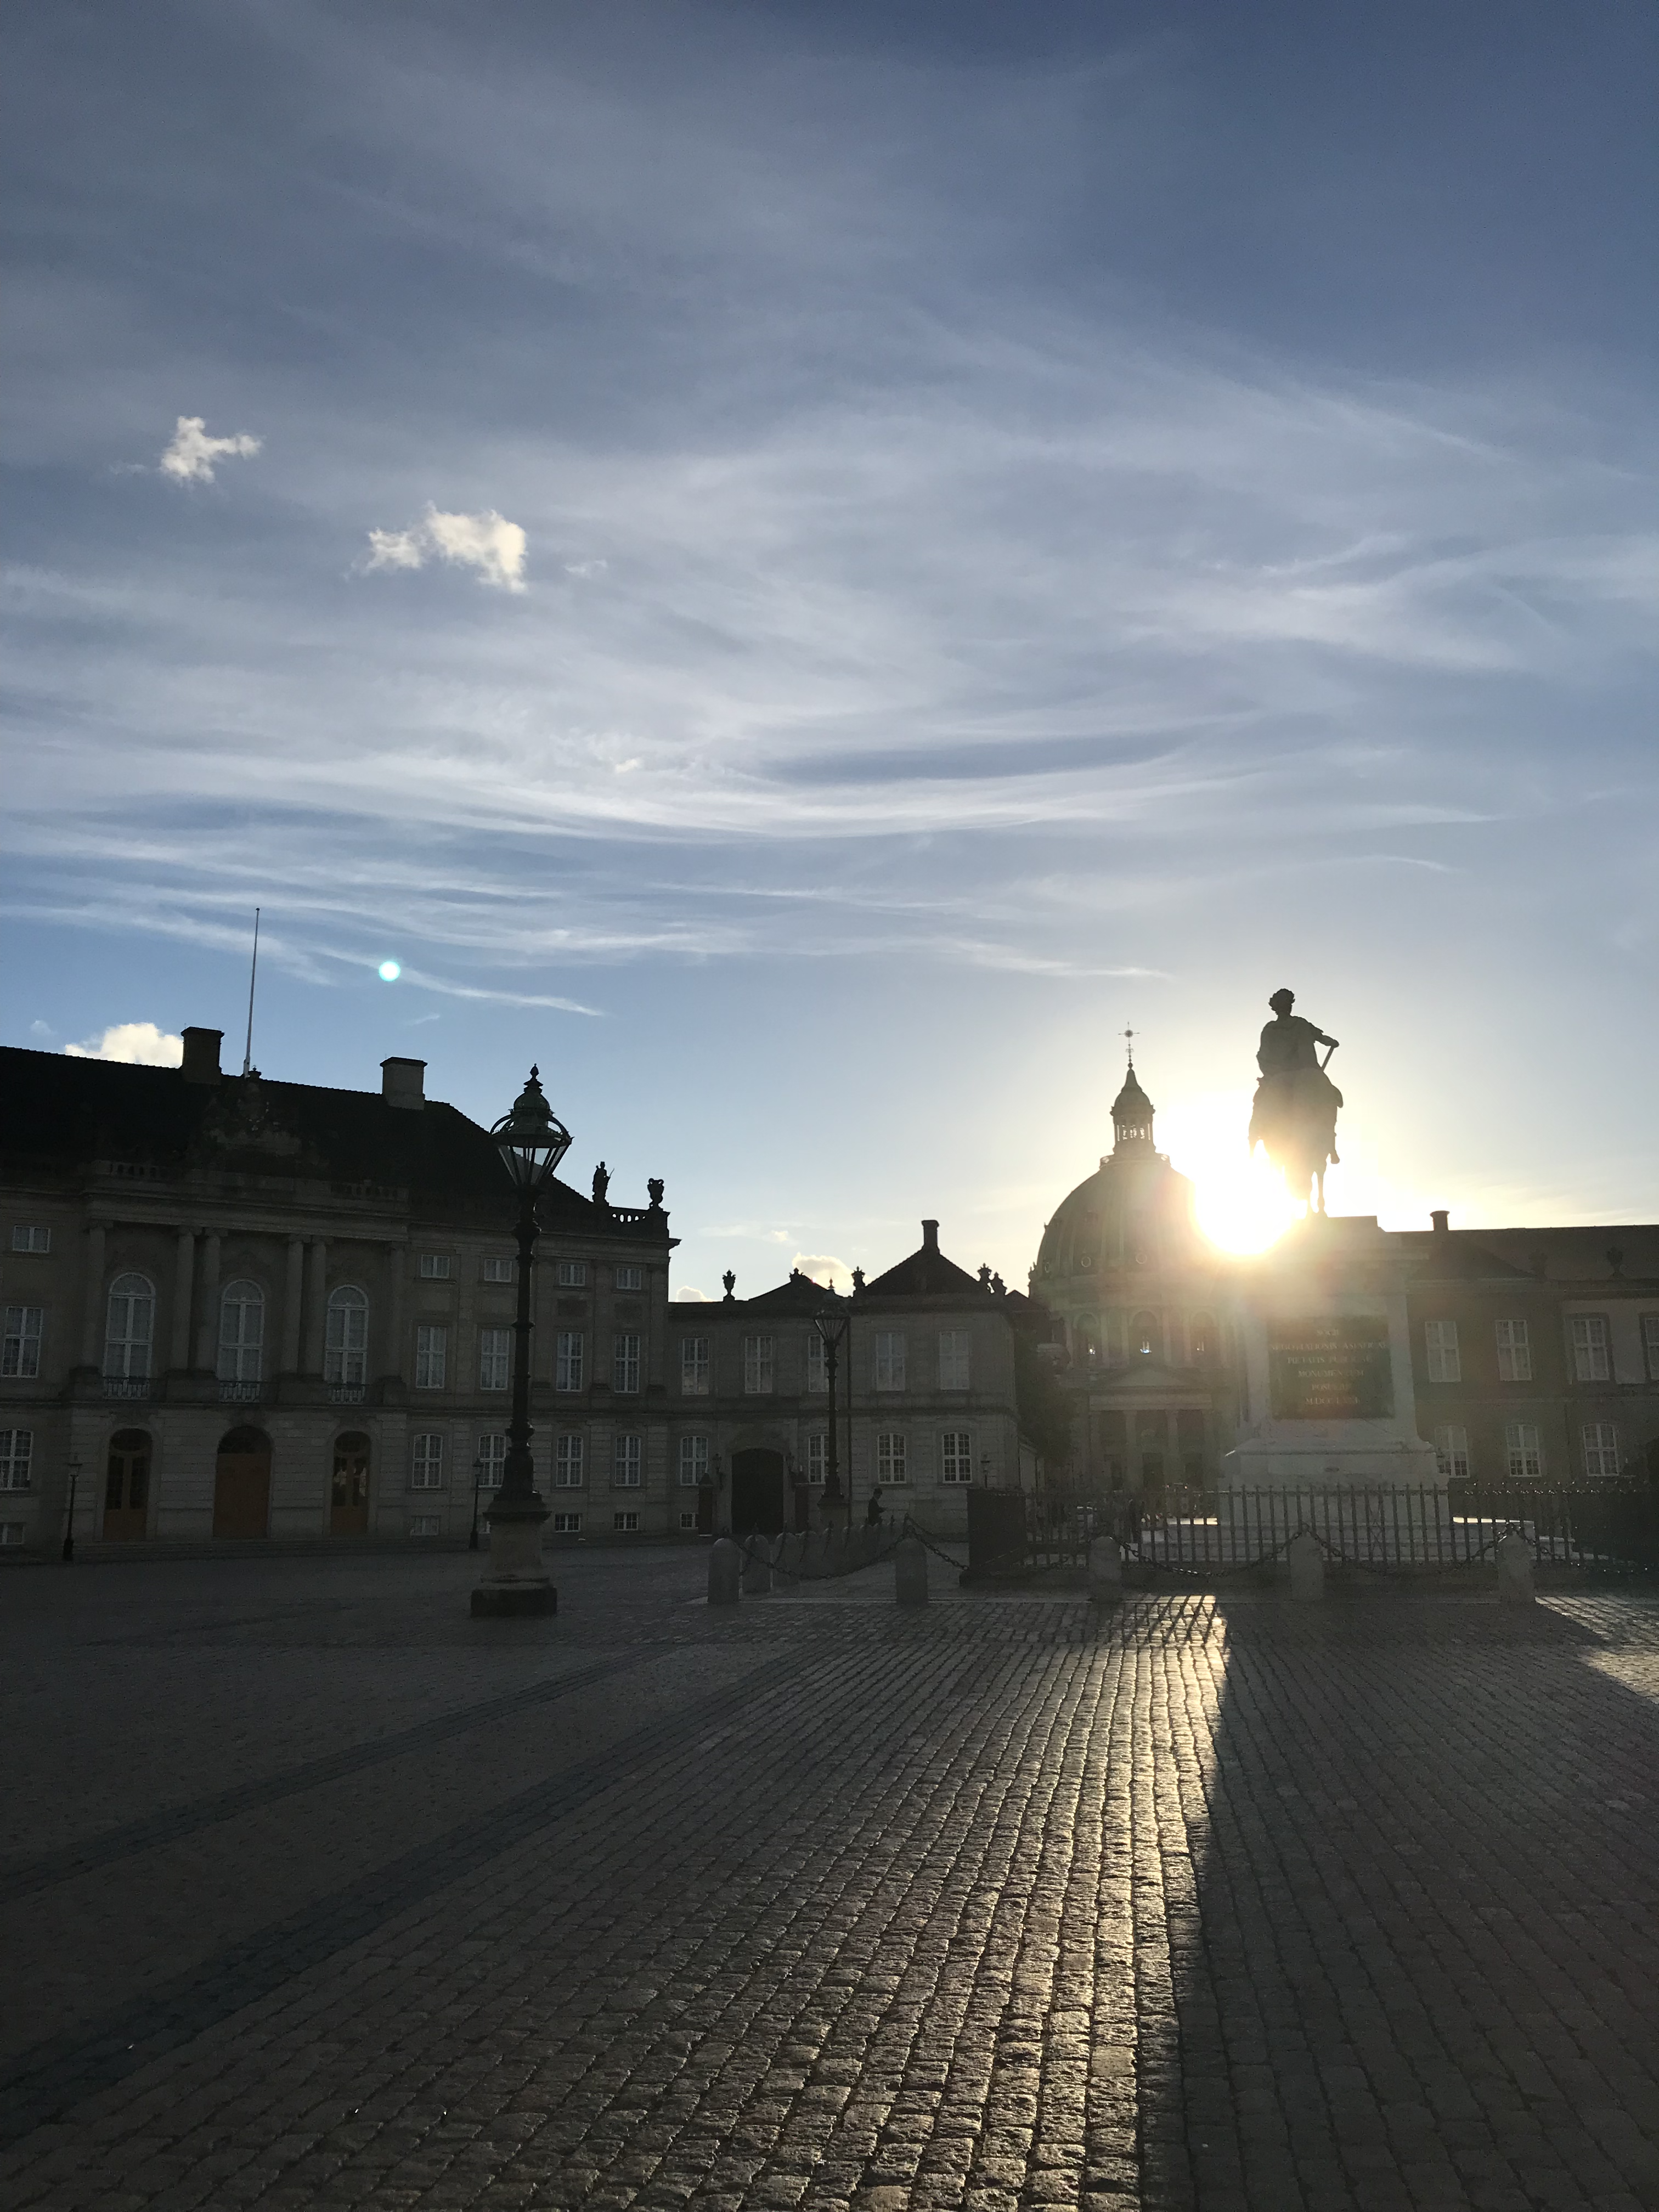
160;416;262;483
65;1021;184;1065
30;1019;54;1039
791;1251;850;1288
675;1287;710;1302
364;505;528;592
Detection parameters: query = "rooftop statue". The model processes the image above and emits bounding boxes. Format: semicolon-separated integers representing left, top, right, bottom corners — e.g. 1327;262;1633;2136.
1248;988;1342;1215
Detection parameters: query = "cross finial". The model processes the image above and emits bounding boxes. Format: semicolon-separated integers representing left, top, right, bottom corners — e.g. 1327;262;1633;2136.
1121;1025;1136;1068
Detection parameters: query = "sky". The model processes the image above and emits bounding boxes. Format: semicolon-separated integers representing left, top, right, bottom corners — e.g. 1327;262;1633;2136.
4;0;1657;1295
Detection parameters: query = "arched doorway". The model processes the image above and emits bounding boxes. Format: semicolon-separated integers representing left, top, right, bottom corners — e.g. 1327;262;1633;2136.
330;1432;371;1535
103;1429;151;1541
213;1426;272;1538
730;1447;787;1536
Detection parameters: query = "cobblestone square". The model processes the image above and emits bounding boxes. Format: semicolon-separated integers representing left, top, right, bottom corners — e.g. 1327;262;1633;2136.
2;1549;1656;2211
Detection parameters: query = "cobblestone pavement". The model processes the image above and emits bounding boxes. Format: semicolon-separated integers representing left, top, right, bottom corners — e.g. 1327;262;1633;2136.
2;1548;1656;2211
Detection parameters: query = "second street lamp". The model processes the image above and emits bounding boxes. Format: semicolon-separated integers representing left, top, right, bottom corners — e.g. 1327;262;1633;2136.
470;1066;570;1618
812;1297;852;1531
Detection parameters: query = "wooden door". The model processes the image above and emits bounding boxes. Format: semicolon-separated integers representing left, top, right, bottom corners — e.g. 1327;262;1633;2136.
213;1448;270;1538
330;1435;371;1535
103;1431;151;1541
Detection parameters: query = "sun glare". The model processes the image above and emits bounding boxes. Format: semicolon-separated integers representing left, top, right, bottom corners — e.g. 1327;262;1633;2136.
1154;1089;1301;1256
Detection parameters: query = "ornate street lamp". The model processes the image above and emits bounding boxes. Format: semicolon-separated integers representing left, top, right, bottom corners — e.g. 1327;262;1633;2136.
470;1066;570;1617
812;1298;852;1531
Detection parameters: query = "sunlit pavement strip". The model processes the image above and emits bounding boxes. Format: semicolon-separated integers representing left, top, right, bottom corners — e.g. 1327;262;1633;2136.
2;1553;1656;2210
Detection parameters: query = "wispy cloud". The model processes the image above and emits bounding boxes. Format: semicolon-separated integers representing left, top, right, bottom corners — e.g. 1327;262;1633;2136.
159;416;262;483
365;506;528;591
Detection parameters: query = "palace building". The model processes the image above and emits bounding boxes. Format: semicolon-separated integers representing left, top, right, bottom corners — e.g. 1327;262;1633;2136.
0;1031;1015;1551
1030;1057;1659;1492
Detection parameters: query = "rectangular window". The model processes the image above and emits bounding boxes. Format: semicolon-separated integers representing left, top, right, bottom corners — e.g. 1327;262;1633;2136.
614;1265;643;1291
415;1324;448;1389
1433;1424;1470;1481
552;1510;583;1533
478;1327;511;1392
940;1431;973;1483
1424;1320;1460;1384
613;1510;641;1532
555;1260;588;1289
1645;1314;1659;1383
1582;1422;1621;1479
555;1331;584;1391
1505;1421;1544;1481
612;1334;641;1393
1570;1315;1610;1383
679;1510;698;1530
613;1434;642;1487
938;1331;971;1391
417;1254;452;1280
408;1514;442;1537
806;1431;827;1484
806;1333;828;1393
680;1336;710;1395
1494;1319;1532;1384
0;1430;33;1490
324;1293;368;1386
0;1522;25;1545
874;1331;906;1391
555;1435;585;1488
11;1227;50;1254
876;1432;907;1485
476;1433;507;1490
743;1335;774;1395
410;1433;445;1489
677;1434;709;1487
2;1307;44;1380
482;1256;514;1284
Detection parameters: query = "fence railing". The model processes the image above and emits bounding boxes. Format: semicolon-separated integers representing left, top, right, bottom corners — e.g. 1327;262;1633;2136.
968;1483;1659;1578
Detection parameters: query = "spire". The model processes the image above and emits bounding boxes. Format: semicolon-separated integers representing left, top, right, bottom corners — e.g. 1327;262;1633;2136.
1110;1038;1155;1153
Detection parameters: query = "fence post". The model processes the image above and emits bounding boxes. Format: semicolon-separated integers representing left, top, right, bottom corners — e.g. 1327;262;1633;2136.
1088;1538;1124;1609
1288;1529;1323;1602
1496;1530;1535;1605
708;1538;742;1605
895;1533;928;1607
741;1539;771;1595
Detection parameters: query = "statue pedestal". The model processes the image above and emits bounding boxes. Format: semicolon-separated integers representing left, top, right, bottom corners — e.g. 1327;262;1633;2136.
1221;1215;1438;1492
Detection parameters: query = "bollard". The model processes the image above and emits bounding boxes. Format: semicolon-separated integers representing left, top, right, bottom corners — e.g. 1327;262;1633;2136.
1287;1530;1323;1602
741;1539;771;1596
1088;1539;1124;1607
1496;1530;1535;1605
895;1533;928;1608
780;1531;806;1578
708;1538;742;1606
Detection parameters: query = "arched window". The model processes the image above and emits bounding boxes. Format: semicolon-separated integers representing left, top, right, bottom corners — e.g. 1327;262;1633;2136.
218;1280;264;1383
1133;1310;1160;1359
104;1274;155;1380
325;1285;369;1387
1189;1313;1216;1364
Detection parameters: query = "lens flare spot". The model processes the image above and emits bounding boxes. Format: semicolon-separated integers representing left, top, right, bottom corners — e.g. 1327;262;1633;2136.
378;960;401;983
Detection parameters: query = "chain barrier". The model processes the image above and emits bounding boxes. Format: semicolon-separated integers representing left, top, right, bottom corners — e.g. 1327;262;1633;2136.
733;1529;905;1584
898;1516;970;1574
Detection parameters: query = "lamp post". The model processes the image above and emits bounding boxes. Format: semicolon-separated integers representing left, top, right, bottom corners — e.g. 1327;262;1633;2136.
469;1454;485;1552
62;1455;82;1562
470;1066;569;1618
812;1299;851;1531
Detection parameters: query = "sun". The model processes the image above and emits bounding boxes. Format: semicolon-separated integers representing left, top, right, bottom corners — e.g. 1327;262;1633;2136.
1154;1088;1300;1256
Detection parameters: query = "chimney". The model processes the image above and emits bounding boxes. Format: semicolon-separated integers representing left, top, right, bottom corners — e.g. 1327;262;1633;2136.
922;1218;939;1252
180;1028;222;1086
381;1058;426;1111
1430;1209;1449;1235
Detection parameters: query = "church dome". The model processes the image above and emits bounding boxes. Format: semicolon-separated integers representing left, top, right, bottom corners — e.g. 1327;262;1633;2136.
1034;1057;1199;1285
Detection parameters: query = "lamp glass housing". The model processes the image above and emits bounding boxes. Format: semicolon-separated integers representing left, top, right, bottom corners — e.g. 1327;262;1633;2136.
491;1067;572;1194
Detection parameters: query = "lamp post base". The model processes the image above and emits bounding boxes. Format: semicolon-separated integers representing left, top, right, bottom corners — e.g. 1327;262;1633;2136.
470;1490;555;1618
471;1580;557;1618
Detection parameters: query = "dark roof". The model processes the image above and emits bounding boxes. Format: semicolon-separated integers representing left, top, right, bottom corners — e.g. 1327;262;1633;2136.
0;1046;656;1237
1395;1230;1546;1283
861;1237;984;1300
1111;1066;1155;1123
740;1270;847;1314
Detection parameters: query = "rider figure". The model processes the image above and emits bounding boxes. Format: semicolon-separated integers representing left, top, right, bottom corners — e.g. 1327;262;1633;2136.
1249;988;1344;1203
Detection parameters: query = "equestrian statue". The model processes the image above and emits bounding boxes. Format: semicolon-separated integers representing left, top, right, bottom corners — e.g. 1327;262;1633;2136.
1248;988;1342;1214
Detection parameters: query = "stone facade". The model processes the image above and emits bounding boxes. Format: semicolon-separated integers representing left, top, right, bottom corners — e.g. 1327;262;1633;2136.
0;1040;1018;1551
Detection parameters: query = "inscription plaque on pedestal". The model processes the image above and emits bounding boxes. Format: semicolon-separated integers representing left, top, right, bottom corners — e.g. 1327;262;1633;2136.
1268;1315;1394;1421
